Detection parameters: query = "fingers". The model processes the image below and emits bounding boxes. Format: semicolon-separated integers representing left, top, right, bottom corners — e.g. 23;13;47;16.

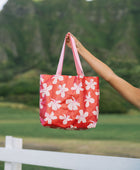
66;32;71;40
66;32;74;39
66;32;75;42
67;32;71;36
66;36;70;42
66;35;70;41
66;32;71;43
66;32;78;48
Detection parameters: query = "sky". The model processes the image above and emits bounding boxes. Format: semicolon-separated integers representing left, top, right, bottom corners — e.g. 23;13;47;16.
0;0;8;11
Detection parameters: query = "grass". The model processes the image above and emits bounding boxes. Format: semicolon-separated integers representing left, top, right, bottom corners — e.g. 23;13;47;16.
0;106;140;142
0;104;140;169
0;163;64;170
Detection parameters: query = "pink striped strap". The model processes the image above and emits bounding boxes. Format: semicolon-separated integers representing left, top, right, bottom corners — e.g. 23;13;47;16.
56;33;84;76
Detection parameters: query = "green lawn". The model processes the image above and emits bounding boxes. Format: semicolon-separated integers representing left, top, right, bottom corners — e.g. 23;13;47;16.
0;106;140;170
0;107;140;142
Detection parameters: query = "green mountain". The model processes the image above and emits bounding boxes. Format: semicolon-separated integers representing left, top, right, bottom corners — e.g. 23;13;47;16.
0;0;140;113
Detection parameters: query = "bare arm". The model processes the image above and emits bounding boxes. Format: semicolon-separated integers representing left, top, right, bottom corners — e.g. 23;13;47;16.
66;33;140;109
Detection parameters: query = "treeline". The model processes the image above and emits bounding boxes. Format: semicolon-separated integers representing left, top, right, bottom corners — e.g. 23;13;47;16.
0;0;139;112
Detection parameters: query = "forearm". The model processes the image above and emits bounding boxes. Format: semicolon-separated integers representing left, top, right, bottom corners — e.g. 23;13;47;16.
78;45;115;82
109;75;140;109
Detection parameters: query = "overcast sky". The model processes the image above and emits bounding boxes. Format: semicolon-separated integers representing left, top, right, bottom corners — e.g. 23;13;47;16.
0;0;8;11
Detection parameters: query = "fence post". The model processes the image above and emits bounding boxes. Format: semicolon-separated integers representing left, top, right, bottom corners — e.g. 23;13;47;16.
4;136;23;170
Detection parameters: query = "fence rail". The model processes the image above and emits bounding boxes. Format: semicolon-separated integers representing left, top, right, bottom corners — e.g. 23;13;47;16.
0;136;140;170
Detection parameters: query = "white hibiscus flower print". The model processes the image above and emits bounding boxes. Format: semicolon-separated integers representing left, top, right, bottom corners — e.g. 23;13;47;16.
68;76;72;78
70;125;77;129
95;91;100;100
87;121;96;128
76;110;88;124
56;84;69;98
40;83;52;97
95;91;100;96
84;92;95;107
40;76;44;85
48;99;61;111
85;79;97;90
66;97;80;110
40;98;43;109
59;114;72;125
52;75;63;84
93;106;99;119
44;112;57;124
71;83;84;94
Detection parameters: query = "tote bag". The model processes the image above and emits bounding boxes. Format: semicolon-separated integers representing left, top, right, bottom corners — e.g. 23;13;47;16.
40;33;100;130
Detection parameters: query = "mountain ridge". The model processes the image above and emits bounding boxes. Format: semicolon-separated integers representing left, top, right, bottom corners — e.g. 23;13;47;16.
0;0;139;112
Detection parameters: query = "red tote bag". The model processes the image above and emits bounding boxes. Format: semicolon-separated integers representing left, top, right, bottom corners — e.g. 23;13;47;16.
39;33;100;130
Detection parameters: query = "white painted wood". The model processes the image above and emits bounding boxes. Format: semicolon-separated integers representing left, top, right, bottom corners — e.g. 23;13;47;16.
0;136;140;170
4;136;13;170
12;137;23;170
0;147;140;170
4;136;23;170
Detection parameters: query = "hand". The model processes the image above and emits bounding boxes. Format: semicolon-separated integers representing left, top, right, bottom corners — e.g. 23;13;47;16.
66;32;82;51
66;32;72;48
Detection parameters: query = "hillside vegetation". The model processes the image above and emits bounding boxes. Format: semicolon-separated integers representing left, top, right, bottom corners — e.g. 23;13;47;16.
0;0;140;113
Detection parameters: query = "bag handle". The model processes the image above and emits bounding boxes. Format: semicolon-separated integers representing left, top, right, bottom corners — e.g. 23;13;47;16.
56;33;84;76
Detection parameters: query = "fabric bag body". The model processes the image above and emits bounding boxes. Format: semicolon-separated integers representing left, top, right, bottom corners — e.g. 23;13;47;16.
40;33;100;130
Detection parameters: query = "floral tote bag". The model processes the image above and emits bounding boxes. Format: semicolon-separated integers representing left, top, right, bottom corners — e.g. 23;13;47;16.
39;33;100;130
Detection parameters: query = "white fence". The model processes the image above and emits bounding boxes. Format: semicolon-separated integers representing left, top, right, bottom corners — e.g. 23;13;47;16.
0;136;140;170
